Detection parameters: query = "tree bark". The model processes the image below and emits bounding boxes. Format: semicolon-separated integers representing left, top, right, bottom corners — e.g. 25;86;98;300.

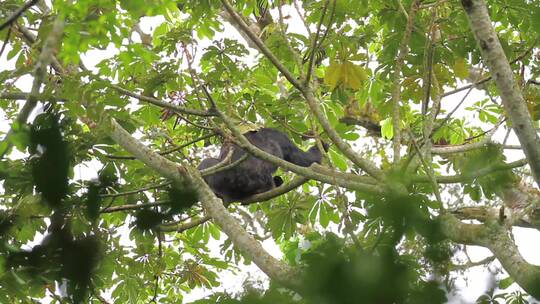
461;0;540;188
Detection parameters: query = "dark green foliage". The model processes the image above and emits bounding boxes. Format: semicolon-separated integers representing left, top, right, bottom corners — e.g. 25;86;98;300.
188;284;300;304
85;163;118;221
167;182;199;213
134;183;199;231
424;242;453;265
300;234;447;304
5;222;101;303
367;194;443;245
452;144;516;201
85;181;102;221
0;211;15;237
29;112;70;208
134;208;167;230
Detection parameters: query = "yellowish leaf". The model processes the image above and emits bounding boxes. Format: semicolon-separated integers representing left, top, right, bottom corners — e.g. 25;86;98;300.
454;58;469;79
342;61;368;90
324;62;342;90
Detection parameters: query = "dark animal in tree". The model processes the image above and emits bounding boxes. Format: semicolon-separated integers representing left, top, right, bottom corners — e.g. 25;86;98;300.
198;128;326;202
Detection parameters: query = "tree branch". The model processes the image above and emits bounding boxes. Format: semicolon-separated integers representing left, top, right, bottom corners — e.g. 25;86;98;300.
100;201;170;213
0;0;39;31
160;176;311;232
207;96;384;194
104;132;216;160
305;0;330;83
200;153;249;177
100;181;172;198
391;0;421;163
461;0;540;187
112;85;213;117
220;0;303;90
431;123;499;154
412;158;528;184
450;255;495;271
0;13;65;159
441;214;540;298
219;0;383;180
451;206;540;230
103;115;302;290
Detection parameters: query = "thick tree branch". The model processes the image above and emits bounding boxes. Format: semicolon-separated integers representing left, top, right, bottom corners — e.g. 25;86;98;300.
441;214;540;298
220;0;303;90
208;99;384;194
451;206;540;230
103;115;302;290
461;0;540;188
187;165;303;290
160;176;310;232
219;0;383;180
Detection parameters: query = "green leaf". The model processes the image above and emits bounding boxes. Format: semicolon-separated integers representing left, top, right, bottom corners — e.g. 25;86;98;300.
330;149;348;171
532;7;540;34
498;276;514;290
381;117;394;139
319;202;330;228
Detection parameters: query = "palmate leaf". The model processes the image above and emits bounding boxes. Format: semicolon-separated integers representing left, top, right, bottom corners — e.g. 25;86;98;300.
325;60;368;90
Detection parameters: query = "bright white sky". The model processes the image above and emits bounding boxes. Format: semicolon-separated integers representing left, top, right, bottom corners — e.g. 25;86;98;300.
1;4;540;304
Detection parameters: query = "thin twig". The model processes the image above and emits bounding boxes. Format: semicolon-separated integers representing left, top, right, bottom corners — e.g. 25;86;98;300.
104;132;216;160
432;86;473;134
277;0;304;75
200;153;249;176
112;85;212;117
292;0;312;36
100;181;172;198
407;129;443;207
450;256;495;270
100;200;170;213
305;0;329;83
413;158;528;184
441;40;539;98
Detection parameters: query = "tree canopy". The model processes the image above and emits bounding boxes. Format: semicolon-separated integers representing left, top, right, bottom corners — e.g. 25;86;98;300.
1;0;540;303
